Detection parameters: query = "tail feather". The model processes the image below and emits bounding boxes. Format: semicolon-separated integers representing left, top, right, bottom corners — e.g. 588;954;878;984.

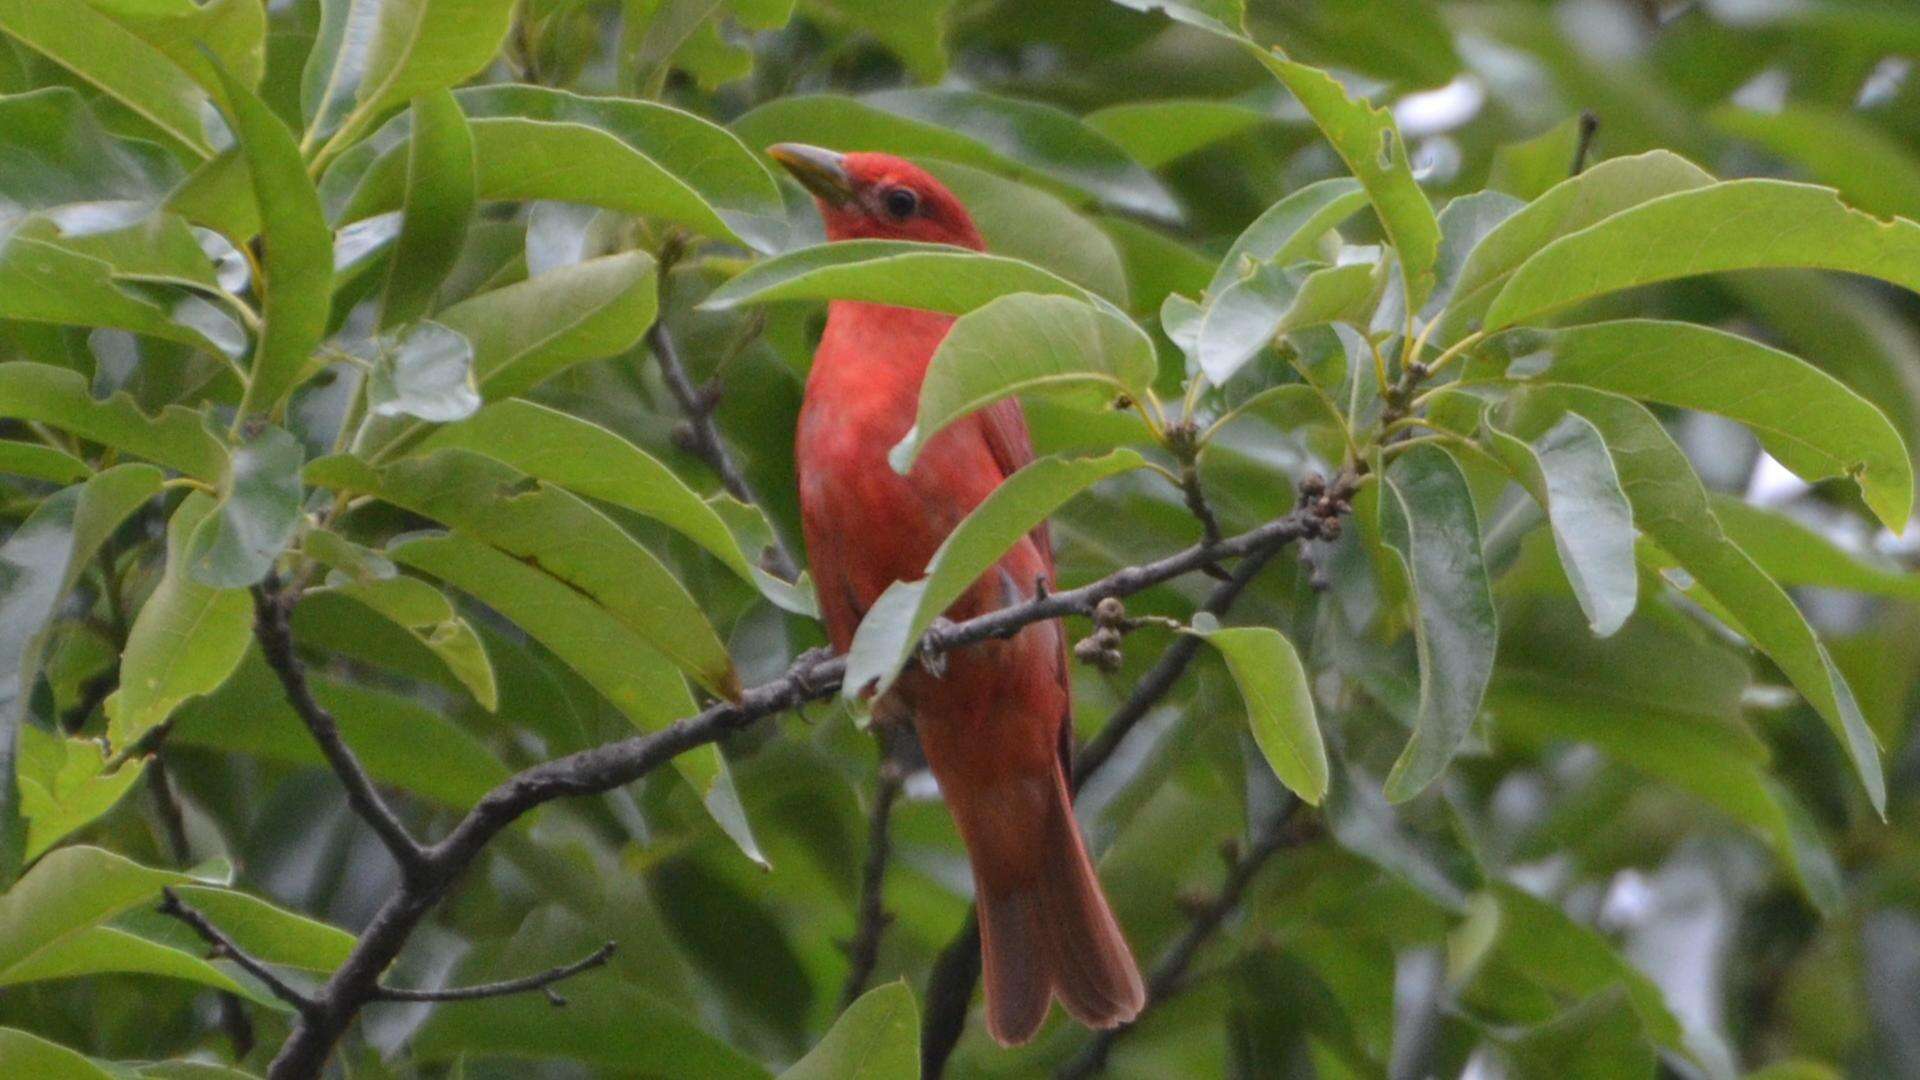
973;773;1144;1045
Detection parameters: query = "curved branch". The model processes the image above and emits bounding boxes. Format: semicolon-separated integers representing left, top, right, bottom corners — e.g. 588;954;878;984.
373;942;617;1005
839;725;911;1011
159;887;317;1016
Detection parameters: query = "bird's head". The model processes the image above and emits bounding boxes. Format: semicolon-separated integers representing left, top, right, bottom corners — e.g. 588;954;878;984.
768;144;985;251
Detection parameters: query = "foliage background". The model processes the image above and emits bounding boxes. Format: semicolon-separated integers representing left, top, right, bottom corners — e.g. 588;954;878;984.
3;0;1920;1077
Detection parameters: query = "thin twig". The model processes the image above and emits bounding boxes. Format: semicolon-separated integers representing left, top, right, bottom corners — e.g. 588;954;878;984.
251;578;430;879
159;888;317;1016
644;317;801;582
265;501;1341;1079
372;942;616;1005
1055;803;1316;1079
839;725;911;1011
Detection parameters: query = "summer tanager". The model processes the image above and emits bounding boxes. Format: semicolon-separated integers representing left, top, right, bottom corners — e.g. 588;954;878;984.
770;143;1145;1044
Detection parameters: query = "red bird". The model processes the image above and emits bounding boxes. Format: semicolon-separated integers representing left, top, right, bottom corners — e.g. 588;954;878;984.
771;144;1145;1044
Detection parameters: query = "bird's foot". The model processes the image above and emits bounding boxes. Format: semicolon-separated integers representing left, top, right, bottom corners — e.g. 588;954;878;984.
919;617;959;678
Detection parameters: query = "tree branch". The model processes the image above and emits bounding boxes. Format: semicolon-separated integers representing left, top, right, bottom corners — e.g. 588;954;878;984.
251;578;430;880
159;887;317;1016
265;494;1345;1078
371;942;617;1005
839;724;911;1011
644;317;801;582
1055;802;1317;1079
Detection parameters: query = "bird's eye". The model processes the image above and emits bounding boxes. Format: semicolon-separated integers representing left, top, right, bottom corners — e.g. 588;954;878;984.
882;187;919;219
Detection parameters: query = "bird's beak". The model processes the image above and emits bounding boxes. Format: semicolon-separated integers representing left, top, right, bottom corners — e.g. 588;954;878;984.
768;143;854;207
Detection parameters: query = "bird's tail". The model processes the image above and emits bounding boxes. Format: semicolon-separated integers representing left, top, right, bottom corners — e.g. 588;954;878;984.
961;769;1145;1045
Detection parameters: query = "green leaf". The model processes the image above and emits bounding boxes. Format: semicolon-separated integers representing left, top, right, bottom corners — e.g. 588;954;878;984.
310;450;736;697
0;364;225;481
1444;151;1715;339
922;159;1129;306
335;86;787;253
421;399;780;606
1485;412;1638;636
305;0;515;148
0;440;89;484
1206;177;1368;299
1498;986;1656;1080
890;293;1157;471
780;979;918;1080
1710;496;1920;603
386;531;760;861
16;727;144;863
0;924;263;1004
84;0;267;105
104;493;253;753
378;91;475;329
171;650;507;807
842;449;1145;699
0;1026;114;1079
1423;190;1525;320
1;466;161;881
0;87;183;209
799;0;950;81
1712;104;1920;221
1187;615;1328;805
309;573;497;710
162;884;355;971
0;0;214;157
0;846;195;983
1247;50;1441;307
1085;98;1270;170
732;88;1176;219
0;217;227;350
1497;320;1913;532
1108;0;1244;37
368;321;481;423
703;239;1094;314
1195;261;1376;385
436;251;659;402
210;61;333;420
1485;179;1920;332
1376;444;1497;802
1512;387;1886;815
184;424;303;589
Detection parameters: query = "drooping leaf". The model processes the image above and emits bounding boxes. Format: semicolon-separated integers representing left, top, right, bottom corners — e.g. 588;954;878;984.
702;239;1093;314
184;424;304;589
889;293;1157;471
104;494;253;754
309;572;497;710
1377;444;1498;802
1187;614;1328;805
1205;177;1369;299
0;1026;114;1079
378;90;475;329
732;88;1178;219
1511;387;1886;815
0;217;227;351
780;979;918;1080
334;85;787;252
0;846;198;983
435;251;658;402
1484;179;1920;332
1195;261;1376;385
308;451;737;697
1247;49;1441;308
1484;412;1638;636
841;449;1145;699
421;399;783;605
0;364;225;481
210;61;333;419
0;924;266;1005
1710;496;1920;603
1496;320;1913;531
386;532;760;861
